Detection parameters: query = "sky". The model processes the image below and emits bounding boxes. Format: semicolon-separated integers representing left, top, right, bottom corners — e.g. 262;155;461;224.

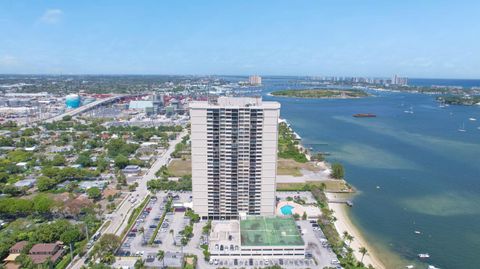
0;0;479;78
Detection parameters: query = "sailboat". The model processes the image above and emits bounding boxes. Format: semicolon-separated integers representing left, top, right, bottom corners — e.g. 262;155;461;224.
458;122;466;132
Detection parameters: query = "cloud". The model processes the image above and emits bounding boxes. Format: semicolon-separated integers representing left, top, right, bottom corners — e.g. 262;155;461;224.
40;9;63;24
0;55;19;67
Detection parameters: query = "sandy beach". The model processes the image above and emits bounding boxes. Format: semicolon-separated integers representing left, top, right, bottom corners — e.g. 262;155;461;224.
327;193;386;269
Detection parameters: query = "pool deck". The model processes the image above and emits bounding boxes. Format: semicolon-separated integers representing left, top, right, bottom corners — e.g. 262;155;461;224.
276;201;305;216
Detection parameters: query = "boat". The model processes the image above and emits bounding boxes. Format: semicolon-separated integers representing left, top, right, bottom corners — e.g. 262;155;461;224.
405;265;414;269
418;253;430;259
469;117;477;121
458;122;466;132
414;230;421;234
428;265;440;269
404;107;414;114
353;113;376;118
376;186;380;189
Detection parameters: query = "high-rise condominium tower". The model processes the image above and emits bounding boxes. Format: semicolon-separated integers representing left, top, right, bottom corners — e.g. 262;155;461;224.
190;97;280;220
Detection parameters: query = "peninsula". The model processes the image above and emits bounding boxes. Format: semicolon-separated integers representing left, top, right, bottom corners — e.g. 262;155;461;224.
271;89;369;99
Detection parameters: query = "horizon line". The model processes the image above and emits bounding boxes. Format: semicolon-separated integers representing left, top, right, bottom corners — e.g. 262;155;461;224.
1;73;480;81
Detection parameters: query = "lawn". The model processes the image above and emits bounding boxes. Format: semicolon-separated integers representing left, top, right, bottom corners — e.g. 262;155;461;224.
167;158;192;177
276;180;349;192
277;158;320;176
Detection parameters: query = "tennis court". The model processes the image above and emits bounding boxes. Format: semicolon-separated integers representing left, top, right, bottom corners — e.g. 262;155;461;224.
240;216;304;246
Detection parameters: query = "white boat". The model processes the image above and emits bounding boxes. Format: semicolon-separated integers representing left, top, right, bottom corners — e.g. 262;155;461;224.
414;230;421;234
376;186;380;189
469;117;477;121
458;122;466;132
405;265;414;269
428;265;440;269
418;253;430;259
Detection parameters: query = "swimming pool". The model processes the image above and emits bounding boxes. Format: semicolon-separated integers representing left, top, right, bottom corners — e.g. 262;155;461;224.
280;205;294;215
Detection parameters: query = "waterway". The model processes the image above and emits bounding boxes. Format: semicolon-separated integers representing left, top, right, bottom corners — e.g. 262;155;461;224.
258;78;480;269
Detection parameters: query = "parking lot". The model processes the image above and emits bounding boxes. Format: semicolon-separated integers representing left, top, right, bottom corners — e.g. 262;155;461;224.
115;191;194;256
114;191;339;269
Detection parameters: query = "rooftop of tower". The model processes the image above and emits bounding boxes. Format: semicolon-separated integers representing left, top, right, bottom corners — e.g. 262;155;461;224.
189;96;280;109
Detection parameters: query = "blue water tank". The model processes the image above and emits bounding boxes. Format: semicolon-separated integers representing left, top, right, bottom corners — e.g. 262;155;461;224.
65;94;81;108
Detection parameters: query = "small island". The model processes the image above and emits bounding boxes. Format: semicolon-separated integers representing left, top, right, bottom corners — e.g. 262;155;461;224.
437;95;480;106
270;89;369;99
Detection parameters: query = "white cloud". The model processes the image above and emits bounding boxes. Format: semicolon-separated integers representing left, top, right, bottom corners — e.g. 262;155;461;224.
40;9;63;24
0;55;19;67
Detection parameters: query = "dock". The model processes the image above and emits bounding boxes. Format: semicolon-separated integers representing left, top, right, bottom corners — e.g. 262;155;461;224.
328;199;354;207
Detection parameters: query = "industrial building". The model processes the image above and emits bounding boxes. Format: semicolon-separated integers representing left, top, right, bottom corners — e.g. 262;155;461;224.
190;97;280;220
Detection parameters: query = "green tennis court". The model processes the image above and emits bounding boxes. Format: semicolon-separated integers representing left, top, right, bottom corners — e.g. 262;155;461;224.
240;216;304;246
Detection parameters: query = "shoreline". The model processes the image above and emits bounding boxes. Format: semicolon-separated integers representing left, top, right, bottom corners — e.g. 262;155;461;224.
281;118;386;269
267;92;366;99
327;193;386;269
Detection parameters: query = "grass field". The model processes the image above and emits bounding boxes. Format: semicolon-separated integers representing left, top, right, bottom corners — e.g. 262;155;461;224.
167;158;192;177
277;158;320;176
240;216;304;246
276;180;349;192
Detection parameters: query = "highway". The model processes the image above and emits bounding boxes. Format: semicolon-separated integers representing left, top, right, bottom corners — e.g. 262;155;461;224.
68;130;188;269
44;95;125;123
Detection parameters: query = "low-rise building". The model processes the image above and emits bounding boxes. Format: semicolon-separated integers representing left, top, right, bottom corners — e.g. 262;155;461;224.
28;243;65;265
122;165;141;174
209;216;305;259
14;178;36;188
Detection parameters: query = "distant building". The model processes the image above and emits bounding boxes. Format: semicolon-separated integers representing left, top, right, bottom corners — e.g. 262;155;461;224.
14;178;36;188
122;165;141;174
190;97;280;220
129;100;154;110
392;74;408;86
248;75;262;85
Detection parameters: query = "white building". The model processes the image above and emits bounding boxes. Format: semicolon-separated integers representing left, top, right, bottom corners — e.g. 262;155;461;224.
190;97;280;220
248;75;262;85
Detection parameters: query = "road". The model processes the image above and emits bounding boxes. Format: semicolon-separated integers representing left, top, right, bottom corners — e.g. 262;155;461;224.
68;130;188;269
44;95;124;123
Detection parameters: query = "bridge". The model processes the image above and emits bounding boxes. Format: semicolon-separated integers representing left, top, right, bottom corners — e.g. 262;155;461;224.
44;94;128;123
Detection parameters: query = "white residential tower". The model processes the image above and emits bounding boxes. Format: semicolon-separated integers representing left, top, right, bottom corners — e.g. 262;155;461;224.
190;97;280;220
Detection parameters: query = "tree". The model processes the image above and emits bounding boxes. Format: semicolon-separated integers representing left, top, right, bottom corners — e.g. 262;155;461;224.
331;163;345;179
114;154;129;169
134;259;145;269
302;212;307;220
15;253;34;269
32;194;55;215
61;228;82;260
343;231;354;247
87;187;102;200
76;153;93;167
37;176;57;192
51;154;66;166
359;246;368;263
156;249;165;268
62;115;72;121
92;234;121;264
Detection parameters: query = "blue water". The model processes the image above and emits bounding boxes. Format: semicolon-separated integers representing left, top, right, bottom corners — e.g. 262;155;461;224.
256;77;480;269
281;205;294;215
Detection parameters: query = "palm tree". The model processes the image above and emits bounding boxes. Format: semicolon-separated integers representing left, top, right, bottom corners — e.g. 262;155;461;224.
359;247;368;263
157;250;165;268
342;231;354;247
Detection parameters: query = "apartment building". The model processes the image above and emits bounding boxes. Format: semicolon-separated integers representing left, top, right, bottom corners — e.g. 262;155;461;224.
190;97;280;220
